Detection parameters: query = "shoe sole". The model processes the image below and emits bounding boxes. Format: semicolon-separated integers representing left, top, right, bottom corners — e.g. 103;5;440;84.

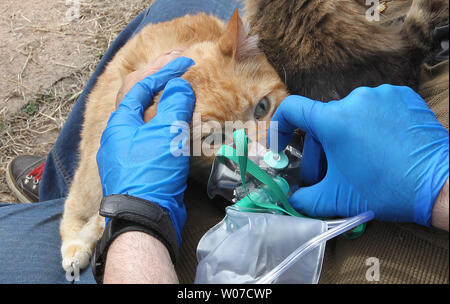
5;159;33;204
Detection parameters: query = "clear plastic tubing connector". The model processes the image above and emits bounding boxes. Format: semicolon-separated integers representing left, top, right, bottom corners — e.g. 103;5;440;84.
255;210;375;284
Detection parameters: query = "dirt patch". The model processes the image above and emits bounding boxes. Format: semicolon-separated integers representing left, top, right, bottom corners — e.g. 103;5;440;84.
1;0;89;114
0;0;154;202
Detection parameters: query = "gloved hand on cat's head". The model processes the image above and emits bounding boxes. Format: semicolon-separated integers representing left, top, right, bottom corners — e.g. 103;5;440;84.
97;57;196;244
269;84;449;227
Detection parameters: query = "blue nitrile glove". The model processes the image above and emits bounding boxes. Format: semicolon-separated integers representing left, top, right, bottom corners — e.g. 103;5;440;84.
97;57;195;244
269;85;449;226
300;133;327;187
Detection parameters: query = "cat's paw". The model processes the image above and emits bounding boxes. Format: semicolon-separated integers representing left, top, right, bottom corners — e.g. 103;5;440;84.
61;240;92;274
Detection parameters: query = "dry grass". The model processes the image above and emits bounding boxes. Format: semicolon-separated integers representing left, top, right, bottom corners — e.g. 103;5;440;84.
0;0;154;202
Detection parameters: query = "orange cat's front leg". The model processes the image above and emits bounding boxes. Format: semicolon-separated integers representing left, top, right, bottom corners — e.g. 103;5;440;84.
59;56;123;274
60;153;105;273
60;213;104;273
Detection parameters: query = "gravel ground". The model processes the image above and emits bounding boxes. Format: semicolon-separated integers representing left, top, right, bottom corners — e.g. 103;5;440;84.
0;0;154;202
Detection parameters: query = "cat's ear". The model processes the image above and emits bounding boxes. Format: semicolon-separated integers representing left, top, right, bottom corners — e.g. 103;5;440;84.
219;9;260;61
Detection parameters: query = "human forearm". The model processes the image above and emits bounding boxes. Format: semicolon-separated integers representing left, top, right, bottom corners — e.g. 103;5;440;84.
432;178;449;231
96;58;195;284
103;231;179;284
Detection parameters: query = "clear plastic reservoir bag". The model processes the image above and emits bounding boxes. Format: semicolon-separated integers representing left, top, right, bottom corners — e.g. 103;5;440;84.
194;207;328;284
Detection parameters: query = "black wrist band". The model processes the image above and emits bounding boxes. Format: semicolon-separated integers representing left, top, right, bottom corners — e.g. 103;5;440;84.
91;194;179;284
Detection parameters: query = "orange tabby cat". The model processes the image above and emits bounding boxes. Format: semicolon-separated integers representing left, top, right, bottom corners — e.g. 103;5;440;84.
60;10;288;272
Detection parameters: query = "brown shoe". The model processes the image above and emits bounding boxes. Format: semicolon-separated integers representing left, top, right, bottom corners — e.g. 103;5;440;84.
6;155;46;203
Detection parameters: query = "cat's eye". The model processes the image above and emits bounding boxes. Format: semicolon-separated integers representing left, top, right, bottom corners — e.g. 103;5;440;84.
254;97;271;120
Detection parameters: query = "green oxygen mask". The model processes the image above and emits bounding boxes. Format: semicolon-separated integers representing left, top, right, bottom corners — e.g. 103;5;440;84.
206;129;366;237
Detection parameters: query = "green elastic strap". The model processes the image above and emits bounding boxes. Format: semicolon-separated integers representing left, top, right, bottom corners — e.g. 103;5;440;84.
217;130;304;218
217;129;366;239
234;129;248;194
343;221;366;239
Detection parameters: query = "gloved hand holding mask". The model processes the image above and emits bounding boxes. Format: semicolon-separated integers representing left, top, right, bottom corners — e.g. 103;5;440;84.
269;85;449;227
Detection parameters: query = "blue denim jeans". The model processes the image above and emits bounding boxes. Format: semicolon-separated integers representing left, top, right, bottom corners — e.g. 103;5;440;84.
0;0;242;284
